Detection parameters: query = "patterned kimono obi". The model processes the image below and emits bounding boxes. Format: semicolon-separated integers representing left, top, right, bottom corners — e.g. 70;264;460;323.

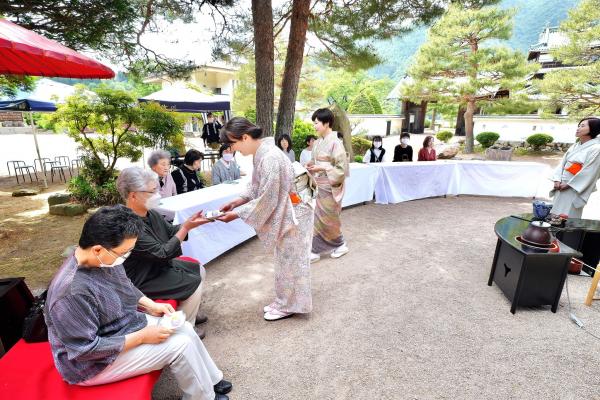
550;137;600;218
310;131;348;254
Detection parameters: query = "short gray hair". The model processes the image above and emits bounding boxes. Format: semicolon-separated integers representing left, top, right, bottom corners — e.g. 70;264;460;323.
117;167;158;200
147;150;172;168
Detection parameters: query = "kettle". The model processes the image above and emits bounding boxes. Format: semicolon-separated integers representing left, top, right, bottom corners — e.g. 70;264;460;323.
521;220;553;246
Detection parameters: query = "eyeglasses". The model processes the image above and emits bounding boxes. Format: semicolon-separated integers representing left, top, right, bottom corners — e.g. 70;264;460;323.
105;247;133;260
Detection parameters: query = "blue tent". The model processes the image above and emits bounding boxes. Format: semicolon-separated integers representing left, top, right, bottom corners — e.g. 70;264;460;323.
139;86;231;113
0;98;56;111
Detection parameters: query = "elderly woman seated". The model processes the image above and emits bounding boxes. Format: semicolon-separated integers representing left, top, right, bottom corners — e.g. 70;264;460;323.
211;144;242;185
148;149;177;198
44;205;232;400
117;167;210;336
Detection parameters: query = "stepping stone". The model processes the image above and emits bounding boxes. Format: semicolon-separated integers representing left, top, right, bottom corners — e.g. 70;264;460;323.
12;189;38;197
49;203;86;216
48;193;71;206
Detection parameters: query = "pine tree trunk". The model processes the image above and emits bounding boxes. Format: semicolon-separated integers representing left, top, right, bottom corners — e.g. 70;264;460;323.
252;0;274;136
431;108;437;132
275;0;311;139
464;100;476;153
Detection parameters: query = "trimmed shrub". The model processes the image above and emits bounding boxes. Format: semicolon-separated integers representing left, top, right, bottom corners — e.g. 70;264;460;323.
475;131;500;148
348;92;383;115
436;130;454;143
354;155;364;163
291;119;315;161
351;135;372;156
68;175;121;208
526;133;554;151
243;108;256;123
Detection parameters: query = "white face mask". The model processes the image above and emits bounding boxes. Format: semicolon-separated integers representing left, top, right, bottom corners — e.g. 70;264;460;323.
401;139;409;145
97;249;131;268
373;142;382;149
145;192;162;210
222;153;234;162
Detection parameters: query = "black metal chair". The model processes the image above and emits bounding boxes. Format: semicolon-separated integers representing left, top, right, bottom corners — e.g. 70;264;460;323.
33;158;52;176
50;165;69;183
13;161;38;184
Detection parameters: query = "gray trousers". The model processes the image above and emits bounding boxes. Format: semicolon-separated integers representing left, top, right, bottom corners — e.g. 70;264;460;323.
79;314;223;400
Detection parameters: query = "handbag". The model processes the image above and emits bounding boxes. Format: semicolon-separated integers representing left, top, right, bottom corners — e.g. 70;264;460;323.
22;290;48;343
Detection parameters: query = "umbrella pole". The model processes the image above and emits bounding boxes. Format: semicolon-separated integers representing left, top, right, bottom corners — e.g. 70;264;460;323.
29;112;48;189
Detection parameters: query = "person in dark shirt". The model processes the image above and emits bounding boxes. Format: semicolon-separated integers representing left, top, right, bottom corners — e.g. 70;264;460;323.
201;112;223;150
172;149;204;194
44;205;232;399
393;132;413;162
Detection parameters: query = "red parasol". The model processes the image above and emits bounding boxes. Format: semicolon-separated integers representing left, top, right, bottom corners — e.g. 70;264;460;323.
0;18;115;79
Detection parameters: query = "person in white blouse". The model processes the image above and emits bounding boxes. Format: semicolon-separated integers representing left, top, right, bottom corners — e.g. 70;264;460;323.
363;135;387;163
300;135;317;165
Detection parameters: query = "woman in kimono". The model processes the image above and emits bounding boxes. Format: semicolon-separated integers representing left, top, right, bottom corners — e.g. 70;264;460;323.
551;117;600;218
217;117;314;321
306;108;349;263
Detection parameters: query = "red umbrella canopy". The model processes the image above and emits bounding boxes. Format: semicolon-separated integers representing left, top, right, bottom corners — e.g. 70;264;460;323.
0;18;115;79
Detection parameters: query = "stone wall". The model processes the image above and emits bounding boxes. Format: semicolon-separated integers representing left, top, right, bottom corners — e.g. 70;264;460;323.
0;112;24;127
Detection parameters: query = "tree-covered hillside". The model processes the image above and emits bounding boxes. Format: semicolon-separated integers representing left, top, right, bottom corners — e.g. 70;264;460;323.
369;0;581;79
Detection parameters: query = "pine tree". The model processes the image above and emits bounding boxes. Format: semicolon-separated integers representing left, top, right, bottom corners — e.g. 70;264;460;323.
536;0;600;118
402;5;535;153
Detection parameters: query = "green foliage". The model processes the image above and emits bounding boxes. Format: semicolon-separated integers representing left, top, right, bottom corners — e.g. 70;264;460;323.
369;0;580;79
67;175;121;208
402;5;536;152
0;1;233;77
536;0;600;118
243;108;257;124
348;91;383;114
351;135;372;157
56;86;147;186
324;69;396;113
0;75;36;98
475;131;501;148
138;102;185;149
436;130;454;143
291;119;315;161
32;112;60;132
526;133;554;150
354;155;364;163
480;95;540;115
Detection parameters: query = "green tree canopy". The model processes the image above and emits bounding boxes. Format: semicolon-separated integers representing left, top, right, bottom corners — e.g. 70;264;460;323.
402;5;536;152
536;0;600;118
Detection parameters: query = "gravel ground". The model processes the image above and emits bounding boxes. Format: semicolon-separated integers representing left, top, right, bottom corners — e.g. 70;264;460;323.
152;196;600;400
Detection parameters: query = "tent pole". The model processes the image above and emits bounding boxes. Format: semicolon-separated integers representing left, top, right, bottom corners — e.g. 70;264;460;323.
29;112;48;189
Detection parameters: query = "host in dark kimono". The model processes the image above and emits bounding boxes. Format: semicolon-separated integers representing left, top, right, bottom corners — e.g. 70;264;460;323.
117;167;211;331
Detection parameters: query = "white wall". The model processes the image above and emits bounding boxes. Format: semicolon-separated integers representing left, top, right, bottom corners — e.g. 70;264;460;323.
348;115;405;137
473;115;578;144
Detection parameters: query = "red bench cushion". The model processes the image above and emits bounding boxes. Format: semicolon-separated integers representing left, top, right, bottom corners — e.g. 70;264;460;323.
0;340;161;400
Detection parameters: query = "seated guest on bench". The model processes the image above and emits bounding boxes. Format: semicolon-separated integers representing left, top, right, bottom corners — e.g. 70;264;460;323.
363;135;386;163
148;150;177;198
212;144;242;185
117;167;210;336
172;149;204;194
393;133;413;162
418;135;437;161
44;205;232;400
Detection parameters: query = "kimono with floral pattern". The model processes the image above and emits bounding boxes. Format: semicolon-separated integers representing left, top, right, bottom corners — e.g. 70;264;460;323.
235;137;313;313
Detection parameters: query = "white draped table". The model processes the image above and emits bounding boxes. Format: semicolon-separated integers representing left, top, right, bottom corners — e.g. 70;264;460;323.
373;160;553;204
155;163;378;264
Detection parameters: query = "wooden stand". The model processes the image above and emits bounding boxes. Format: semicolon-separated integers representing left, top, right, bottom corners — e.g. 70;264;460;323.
584;263;600;306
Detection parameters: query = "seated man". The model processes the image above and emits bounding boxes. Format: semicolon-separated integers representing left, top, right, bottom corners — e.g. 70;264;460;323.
44;205;232;400
117;167;210;336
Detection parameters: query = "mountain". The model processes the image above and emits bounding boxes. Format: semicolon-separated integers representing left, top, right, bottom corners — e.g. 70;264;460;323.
369;0;581;79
